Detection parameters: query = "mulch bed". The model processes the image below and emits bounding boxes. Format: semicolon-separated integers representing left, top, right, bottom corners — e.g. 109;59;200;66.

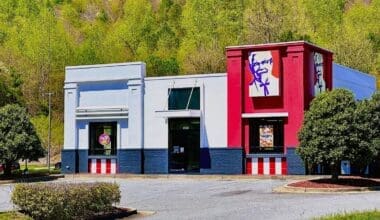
288;176;380;189
92;207;137;220
19;207;137;220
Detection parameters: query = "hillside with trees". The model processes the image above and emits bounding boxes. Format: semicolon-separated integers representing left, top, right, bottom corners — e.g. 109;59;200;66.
0;0;379;158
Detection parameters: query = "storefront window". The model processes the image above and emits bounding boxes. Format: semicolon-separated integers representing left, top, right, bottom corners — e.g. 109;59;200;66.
89;122;116;156
250;119;284;153
168;88;200;110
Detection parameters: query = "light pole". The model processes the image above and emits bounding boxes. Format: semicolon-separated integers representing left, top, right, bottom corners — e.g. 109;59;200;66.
45;92;53;174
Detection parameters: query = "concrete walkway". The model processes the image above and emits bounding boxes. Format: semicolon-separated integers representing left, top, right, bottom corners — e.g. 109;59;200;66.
1;176;380;219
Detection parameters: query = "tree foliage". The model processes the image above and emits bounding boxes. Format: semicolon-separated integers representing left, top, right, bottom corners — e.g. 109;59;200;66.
297;89;380;180
352;92;380;171
178;0;244;73
0;0;378;157
0;104;44;175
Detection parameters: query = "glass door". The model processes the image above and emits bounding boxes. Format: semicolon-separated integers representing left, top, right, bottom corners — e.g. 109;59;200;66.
168;118;200;173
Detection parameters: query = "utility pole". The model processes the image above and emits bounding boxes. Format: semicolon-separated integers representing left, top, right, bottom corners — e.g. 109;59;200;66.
45;7;53;174
45;92;53;174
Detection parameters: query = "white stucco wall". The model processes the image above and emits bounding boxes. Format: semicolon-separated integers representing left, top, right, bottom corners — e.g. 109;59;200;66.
64;62;145;150
64;62;226;152
78;82;129;108
144;73;227;150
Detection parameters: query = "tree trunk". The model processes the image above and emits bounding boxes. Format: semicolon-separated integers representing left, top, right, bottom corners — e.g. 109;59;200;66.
4;162;12;176
331;162;340;182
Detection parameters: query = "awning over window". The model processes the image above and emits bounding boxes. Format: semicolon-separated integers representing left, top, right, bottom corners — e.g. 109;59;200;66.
155;109;201;118
76;106;128;120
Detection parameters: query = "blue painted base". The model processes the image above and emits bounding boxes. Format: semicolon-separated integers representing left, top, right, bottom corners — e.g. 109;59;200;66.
61;150;76;174
61;149;88;173
118;149;142;174
144;149;168;174
286;148;305;175
78;150;88;173
62;147;244;174
200;148;243;174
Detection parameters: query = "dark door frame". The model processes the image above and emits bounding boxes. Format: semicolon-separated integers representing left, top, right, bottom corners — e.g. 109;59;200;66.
168;118;200;173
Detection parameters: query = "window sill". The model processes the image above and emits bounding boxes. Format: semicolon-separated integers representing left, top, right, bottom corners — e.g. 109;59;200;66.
88;155;118;159
246;153;285;158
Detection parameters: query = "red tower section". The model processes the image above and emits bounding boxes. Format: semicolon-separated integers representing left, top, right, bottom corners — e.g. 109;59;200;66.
226;41;333;175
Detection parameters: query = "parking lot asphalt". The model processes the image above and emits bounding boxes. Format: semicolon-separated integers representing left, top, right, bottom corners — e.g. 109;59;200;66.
1;176;380;220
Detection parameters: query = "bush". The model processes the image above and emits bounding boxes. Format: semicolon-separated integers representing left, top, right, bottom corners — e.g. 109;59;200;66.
12;182;120;220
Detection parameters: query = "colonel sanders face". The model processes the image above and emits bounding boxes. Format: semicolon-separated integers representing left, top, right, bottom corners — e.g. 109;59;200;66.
249;51;273;82
313;52;326;95
248;51;278;97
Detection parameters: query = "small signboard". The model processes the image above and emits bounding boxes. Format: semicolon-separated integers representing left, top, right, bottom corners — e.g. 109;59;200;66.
259;125;274;148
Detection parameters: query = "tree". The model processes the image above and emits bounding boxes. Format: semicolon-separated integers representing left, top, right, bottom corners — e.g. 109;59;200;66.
329;1;380;76
0;62;21;107
178;0;244;74
297;89;357;180
0;104;44;176
148;0;183;76
351;92;380;173
243;0;293;44
302;0;345;46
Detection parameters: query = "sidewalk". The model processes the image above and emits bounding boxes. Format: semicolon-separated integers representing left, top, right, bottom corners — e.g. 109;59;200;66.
59;173;332;181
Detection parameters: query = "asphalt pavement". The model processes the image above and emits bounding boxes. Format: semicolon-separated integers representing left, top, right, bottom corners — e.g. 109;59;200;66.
1;176;380;220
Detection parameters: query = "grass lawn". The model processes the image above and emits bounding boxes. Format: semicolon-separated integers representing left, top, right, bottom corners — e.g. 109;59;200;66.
0;163;60;180
0;212;31;220
19;164;60;175
319;210;380;220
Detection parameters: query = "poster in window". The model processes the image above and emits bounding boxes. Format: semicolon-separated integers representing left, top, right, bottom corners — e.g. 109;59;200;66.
98;127;112;155
259;125;274;148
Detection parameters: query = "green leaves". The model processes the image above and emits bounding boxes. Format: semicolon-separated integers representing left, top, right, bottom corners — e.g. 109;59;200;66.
298;89;380;178
12;182;121;220
0;0;378;160
0;104;44;175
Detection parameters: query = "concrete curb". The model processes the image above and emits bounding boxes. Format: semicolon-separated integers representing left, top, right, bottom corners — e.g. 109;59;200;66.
273;184;380;194
61;173;331;181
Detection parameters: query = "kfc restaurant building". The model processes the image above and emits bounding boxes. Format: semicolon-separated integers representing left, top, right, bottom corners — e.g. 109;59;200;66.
62;41;376;175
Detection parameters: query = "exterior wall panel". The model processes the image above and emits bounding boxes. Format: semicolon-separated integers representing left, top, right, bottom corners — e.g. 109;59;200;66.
118;149;142;173
226;42;333;175
63;63;145;174
286;148;305;175
78;82;128;108
78;150;88;173
144;149;169;174
61;150;76;174
144;74;228;150
200;148;243;174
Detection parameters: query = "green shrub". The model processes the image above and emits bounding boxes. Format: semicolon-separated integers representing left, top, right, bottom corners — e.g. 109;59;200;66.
12;182;120;220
